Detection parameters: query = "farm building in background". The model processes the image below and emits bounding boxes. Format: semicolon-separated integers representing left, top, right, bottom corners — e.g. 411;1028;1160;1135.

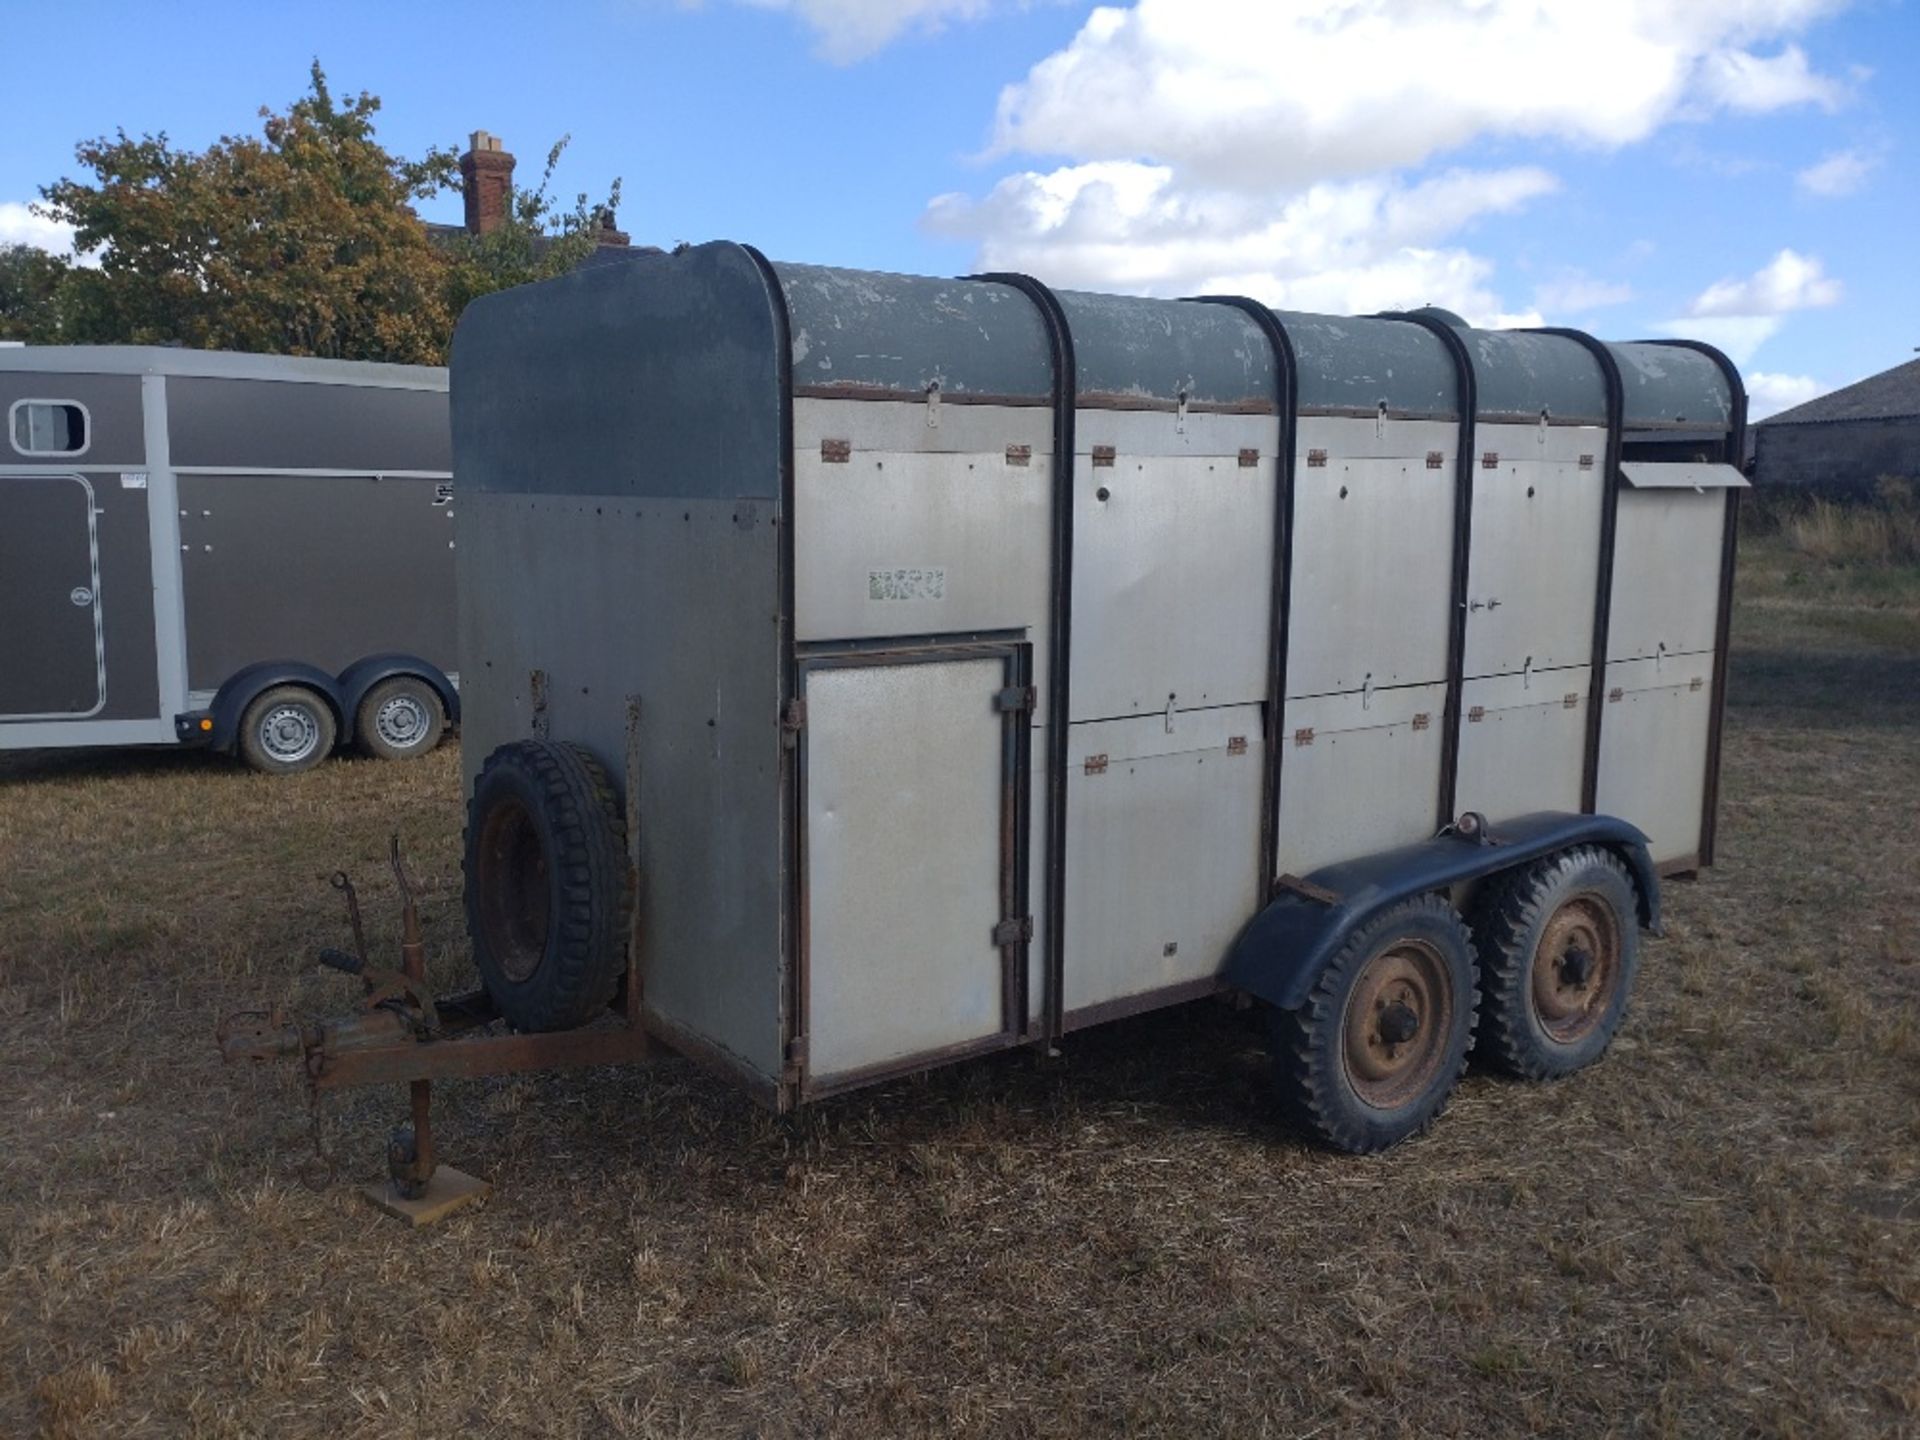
1751;357;1920;495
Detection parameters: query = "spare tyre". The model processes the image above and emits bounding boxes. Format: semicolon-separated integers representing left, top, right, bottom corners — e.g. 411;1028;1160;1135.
464;739;630;1032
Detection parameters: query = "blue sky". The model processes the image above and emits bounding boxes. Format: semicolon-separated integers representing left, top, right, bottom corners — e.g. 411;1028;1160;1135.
2;0;1913;416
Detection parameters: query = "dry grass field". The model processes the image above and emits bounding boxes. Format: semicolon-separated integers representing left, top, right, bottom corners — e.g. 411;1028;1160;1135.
3;531;1917;1438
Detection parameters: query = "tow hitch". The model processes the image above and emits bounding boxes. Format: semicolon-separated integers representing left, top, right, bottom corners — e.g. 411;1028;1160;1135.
217;836;649;1224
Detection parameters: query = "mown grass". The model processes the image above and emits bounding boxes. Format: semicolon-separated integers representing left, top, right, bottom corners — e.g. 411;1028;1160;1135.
2;530;1916;1438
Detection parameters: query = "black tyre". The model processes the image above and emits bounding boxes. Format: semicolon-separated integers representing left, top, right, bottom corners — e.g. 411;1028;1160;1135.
1271;894;1478;1154
238;685;337;775
464;740;630;1032
355;675;446;761
1470;846;1639;1080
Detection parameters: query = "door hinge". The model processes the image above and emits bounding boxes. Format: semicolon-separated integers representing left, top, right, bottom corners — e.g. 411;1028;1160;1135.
780;698;806;747
993;916;1034;948
993;685;1037;714
783;1034;808;1081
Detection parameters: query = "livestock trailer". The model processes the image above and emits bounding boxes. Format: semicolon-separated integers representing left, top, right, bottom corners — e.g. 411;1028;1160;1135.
1;346;457;773
222;243;1747;1188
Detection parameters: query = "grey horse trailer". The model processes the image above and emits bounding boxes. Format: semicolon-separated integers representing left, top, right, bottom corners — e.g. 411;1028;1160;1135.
435;244;1746;1154
1;347;457;773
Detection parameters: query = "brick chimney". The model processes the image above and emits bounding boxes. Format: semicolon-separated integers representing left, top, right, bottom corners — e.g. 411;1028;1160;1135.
459;131;514;236
593;206;631;249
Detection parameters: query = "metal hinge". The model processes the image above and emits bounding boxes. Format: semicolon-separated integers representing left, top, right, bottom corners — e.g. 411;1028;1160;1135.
1238;448;1260;468
1092;445;1117;468
1292;727;1315;747
1482;451;1500;469
1083;753;1109;775
783;1034;808;1081
993;916;1034;947
994;685;1037;713
780;698;806;743
821;439;851;464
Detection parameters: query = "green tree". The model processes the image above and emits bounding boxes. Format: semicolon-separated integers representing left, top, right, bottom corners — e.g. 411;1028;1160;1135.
34;64;620;363
0;243;70;342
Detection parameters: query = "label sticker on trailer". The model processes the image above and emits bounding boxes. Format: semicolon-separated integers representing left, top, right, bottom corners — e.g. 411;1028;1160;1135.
120;472;148;489
868;567;946;602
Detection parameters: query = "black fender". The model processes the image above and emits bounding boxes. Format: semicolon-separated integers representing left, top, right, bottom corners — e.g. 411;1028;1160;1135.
335;654;461;742
1226;811;1661;1011
209;661;347;753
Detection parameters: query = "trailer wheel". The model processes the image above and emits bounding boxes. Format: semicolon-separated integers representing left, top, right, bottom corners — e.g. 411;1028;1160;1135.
356;676;446;761
464;740;629;1032
1270;894;1477;1153
238;685;337;775
1470;846;1639;1079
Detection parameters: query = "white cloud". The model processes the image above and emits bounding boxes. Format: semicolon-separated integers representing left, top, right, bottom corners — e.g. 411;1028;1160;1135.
722;0;1000;62
987;1;1851;187
927;162;1557;323
1796;146;1879;196
930;1;1854;324
1533;275;1635;315
0;202;77;257
1687;249;1842;317
1746;370;1828;418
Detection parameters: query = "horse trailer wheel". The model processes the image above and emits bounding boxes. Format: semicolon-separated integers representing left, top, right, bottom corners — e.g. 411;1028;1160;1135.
238;685;337;775
356;675;446;761
1470;846;1640;1080
464;740;630;1032
1270;894;1478;1154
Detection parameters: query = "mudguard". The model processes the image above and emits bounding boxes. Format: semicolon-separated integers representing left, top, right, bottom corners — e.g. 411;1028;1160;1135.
208;661;347;753
335;654;461;742
1226;811;1661;1011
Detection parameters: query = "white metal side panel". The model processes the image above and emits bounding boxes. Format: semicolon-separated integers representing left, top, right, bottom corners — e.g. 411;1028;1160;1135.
1061;705;1265;1013
1275;681;1447;877
1069;408;1278;719
1463;423;1607;679
1595;655;1714;866
1286;418;1457;697
1453;667;1588;822
806;658;1009;1079
794;399;1053;719
1607;488;1727;663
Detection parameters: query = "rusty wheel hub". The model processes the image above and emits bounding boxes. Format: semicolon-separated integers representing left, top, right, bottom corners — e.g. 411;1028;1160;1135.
1532;896;1620;1044
1343;940;1452;1110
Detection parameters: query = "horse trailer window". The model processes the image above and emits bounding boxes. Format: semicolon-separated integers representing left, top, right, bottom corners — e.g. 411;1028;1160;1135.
10;400;90;457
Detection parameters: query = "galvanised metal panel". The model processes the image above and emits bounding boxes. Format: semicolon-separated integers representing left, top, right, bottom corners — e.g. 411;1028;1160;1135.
454;243;784;502
1275;311;1459;418
1061;705;1265;1012
1462;422;1607;678
167;378;450;473
1068;408;1278;719
1275;681;1448;878
1618;462;1747;490
1609;343;1734;432
457;491;786;1082
1460;327;1609;424
1285;417;1457;697
776;264;1052;403
804;657;1011;1079
1;370;145;467
0;476;103;718
178;473;456;688
1595;655;1714;866
792;399;1053;716
1058;290;1275;410
1453;667;1589;822
1607;487;1730;663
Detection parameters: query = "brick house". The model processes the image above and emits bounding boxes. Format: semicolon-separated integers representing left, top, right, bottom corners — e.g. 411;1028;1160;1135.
1751;356;1920;495
428;131;653;268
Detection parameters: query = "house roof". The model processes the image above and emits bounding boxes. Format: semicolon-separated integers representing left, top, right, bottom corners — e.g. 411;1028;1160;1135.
1758;357;1920;427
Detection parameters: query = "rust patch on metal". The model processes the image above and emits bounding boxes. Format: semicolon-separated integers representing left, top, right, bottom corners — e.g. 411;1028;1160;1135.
1411;712;1431;731
1238;448;1260;468
820;438;851;464
1005;444;1031;467
1426;451;1444;470
1468;705;1486;722
1083;753;1109;775
1275;873;1343;906
1226;735;1248;755
1091;445;1117;468
1292;727;1315;747
1306;449;1329;468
